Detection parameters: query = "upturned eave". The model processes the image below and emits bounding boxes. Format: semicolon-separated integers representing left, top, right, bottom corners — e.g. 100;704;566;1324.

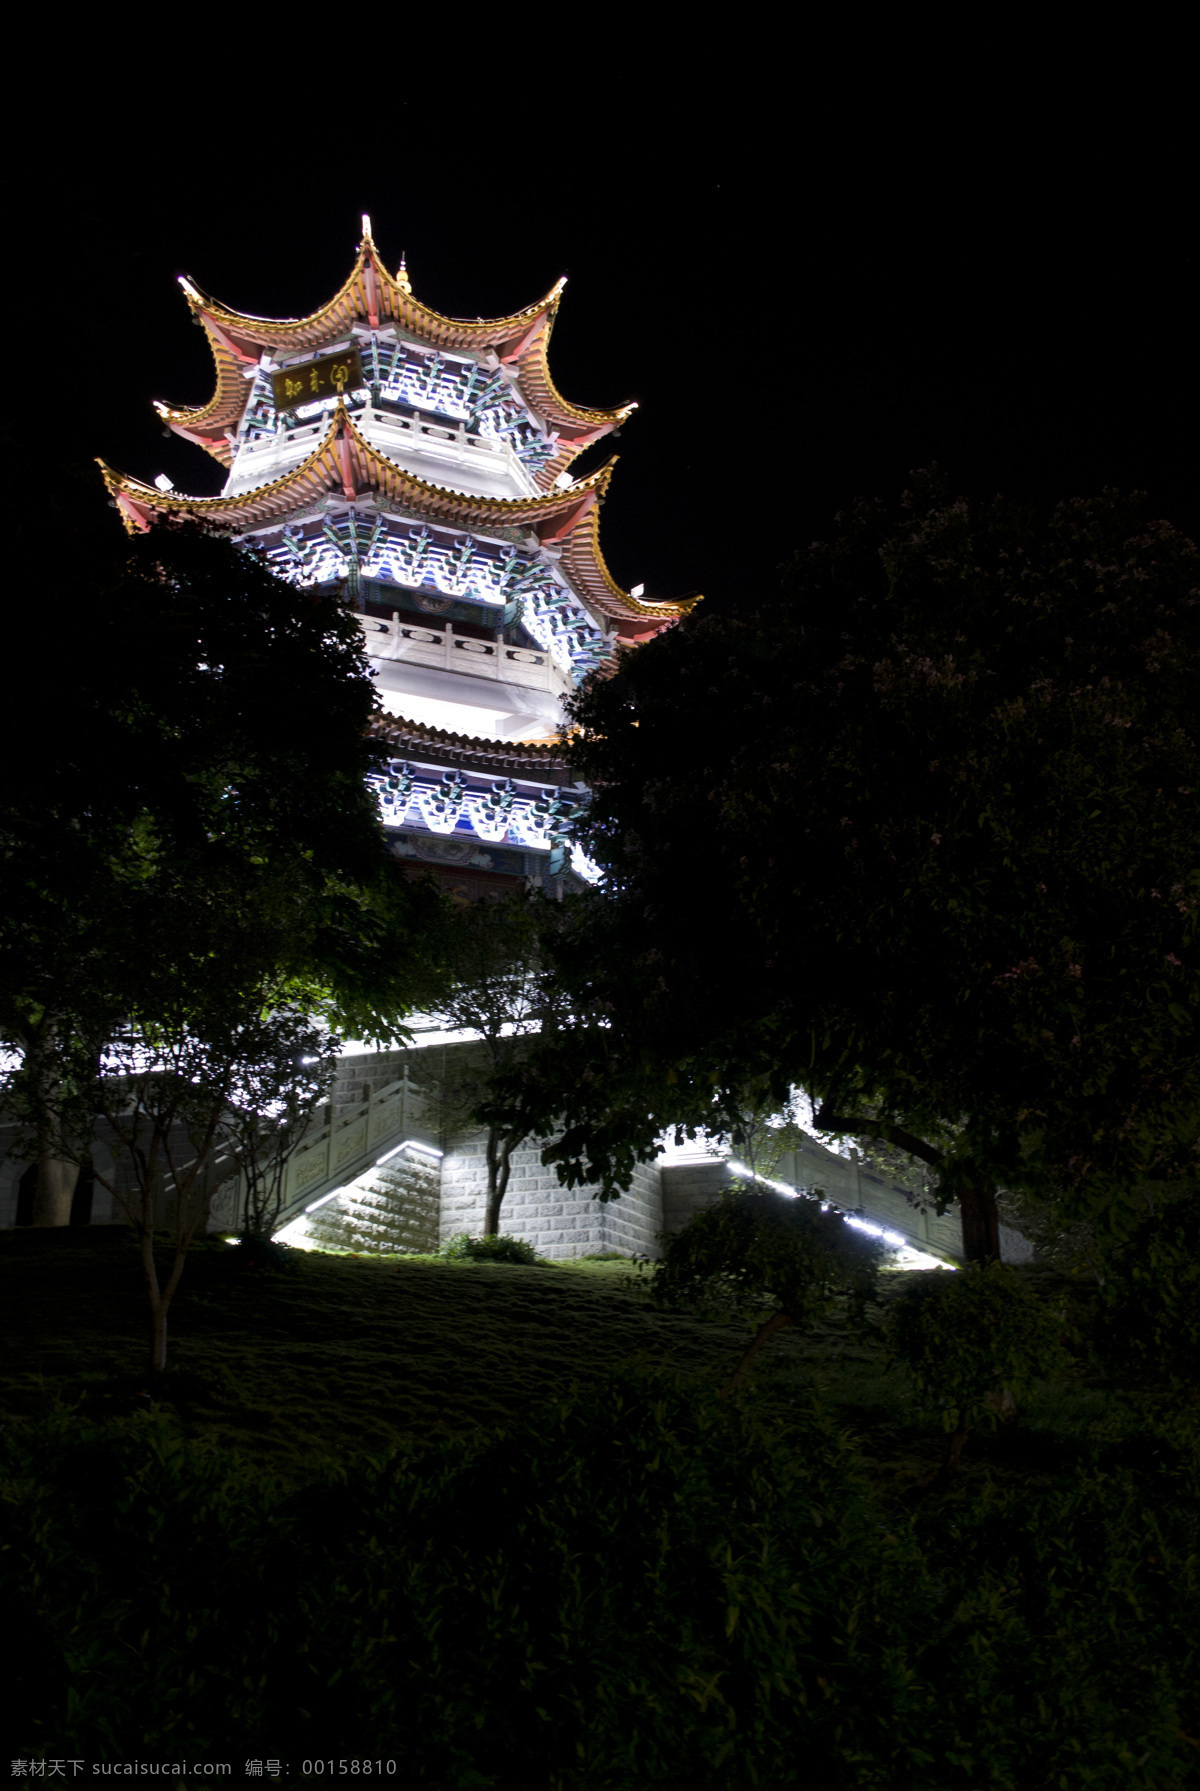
157;230;633;472
367;713;571;775
98;405;684;625
99;403;696;630
99;401;610;532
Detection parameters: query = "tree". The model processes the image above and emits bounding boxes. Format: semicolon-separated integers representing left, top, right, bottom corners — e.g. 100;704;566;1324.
91;989;338;1374
884;1263;1069;1480
424;893;549;1236
495;480;1200;1261
0;481;454;1222
218;1010;341;1247
646;1184;885;1389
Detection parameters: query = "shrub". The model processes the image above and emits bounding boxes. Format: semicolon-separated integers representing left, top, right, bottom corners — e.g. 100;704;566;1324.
885;1261;1070;1468
6;1382;1200;1786
1093;1191;1200;1395
650;1186;885;1321
439;1231;543;1265
647;1186;884;1386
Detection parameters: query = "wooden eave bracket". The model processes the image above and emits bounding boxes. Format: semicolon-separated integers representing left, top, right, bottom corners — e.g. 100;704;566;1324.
115;492;152;534
165;418;223;452
499;314;550;366
535;491;597;544
203;313;260;366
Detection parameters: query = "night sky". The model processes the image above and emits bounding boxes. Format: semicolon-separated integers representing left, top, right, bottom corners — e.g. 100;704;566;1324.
18;73;1194;619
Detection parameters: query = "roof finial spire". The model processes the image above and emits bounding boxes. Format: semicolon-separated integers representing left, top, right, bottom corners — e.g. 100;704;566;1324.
395;252;412;296
361;212;373;243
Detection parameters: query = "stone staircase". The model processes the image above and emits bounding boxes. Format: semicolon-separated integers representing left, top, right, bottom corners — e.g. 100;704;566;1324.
303;1143;442;1254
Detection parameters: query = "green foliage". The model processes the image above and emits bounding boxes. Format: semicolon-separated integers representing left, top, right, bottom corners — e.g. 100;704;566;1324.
885;1261;1071;1433
221;1010;341;1246
439;1231;544;1265
1094;1190;1200;1394
648;1185;885;1330
994;1179;1105;1277
501;481;1200;1251
0;504;455;1150
6;1379;1200;1786
226;1236;297;1276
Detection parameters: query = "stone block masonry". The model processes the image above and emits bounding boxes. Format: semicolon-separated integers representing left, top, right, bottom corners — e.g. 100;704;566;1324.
327;1049;417;1117
776;1141;967;1260
305;1145;441;1255
440;1131;664;1259
597;1159;662;1256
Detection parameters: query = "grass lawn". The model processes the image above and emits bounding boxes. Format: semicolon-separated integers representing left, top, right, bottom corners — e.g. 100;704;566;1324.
0;1223;1123;1495
6;1226;1198;1785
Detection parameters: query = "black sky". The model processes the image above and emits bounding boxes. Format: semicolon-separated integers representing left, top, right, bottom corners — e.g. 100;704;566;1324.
14;56;1195;616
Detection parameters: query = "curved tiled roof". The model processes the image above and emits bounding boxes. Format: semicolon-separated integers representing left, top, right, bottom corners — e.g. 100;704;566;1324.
368;713;572;777
99;404;692;628
159;226;632;475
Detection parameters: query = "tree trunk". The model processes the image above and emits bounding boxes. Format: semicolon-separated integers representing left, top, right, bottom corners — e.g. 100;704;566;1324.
726;1310;793;1392
31;1152;80;1228
483;1128;518;1236
140;1227;168;1376
938;1420;971;1483
958;1183;1001;1263
150;1301;168;1376
26;1020;79;1227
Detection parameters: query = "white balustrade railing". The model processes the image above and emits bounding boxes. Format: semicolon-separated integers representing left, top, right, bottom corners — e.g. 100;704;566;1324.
282;1078;422;1215
357;613;572;699
185;1076;431;1234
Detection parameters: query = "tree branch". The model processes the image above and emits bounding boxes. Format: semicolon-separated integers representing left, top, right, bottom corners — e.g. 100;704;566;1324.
813;1107;944;1166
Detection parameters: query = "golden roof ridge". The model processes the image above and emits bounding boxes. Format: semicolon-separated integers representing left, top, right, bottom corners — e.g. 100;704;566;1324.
336;401;617;516
518;323;637;434
177;236;565;349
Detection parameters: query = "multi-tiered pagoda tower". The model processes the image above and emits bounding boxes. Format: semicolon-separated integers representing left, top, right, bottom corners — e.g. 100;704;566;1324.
100;216;694;900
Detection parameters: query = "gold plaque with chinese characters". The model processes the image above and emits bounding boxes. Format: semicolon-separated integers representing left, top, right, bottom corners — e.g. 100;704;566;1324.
271;347;365;411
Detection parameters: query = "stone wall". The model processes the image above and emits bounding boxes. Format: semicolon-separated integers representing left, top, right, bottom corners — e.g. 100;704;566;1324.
596;1159;663;1256
440;1130;664;1259
0;1040;1030;1268
776;1142;967;1260
661;1158;730;1237
328;1050;419;1117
